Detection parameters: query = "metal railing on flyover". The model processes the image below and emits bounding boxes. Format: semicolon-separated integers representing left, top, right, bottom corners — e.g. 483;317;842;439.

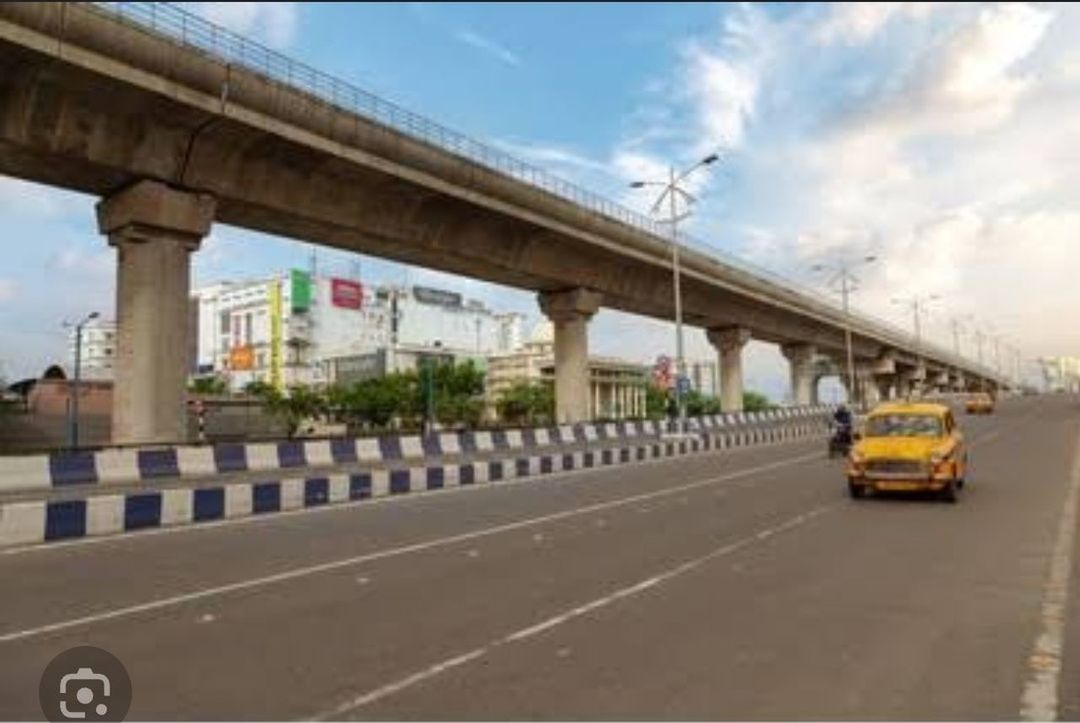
90;1;1002;383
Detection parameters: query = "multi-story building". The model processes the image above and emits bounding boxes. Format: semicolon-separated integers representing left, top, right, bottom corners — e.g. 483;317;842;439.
190;270;523;390
486;322;649;420
687;359;719;397
68;317;117;381
1039;356;1080;392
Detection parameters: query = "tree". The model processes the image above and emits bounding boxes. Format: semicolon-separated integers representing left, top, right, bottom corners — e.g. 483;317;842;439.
644;384;670;419
189;375;229;396
684;389;722;416
742;390;772;412
496;381;554;426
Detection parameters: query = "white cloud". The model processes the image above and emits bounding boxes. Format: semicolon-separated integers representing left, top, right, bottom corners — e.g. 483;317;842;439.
0;279;16;303
813;2;942;46
188;2;298;49
49;247;112;276
0;177;90;219
455;28;521;67
682;42;759;149
937;3;1052;103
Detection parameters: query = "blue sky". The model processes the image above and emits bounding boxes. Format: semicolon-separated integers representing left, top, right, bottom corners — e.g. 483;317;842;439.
3;2;1078;397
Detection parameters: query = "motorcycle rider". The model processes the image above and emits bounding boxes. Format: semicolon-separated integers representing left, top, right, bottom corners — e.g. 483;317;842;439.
832;404;853;445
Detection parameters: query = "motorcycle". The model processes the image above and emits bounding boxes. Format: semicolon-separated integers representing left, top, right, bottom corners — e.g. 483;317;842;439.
828;422;854;459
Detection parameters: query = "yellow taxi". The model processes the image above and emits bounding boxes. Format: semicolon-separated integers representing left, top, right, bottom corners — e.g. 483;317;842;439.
847;402;967;502
965;392;995;415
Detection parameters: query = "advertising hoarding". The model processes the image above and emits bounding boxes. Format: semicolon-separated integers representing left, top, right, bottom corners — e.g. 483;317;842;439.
269;280;283;391
413;285;462;307
229;345;254;371
331;278;364;309
290;269;312;313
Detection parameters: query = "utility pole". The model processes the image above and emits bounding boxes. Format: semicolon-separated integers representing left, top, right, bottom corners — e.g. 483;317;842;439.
891;294;940;350
630;153;720;434
65;311;99;450
811;255;877;409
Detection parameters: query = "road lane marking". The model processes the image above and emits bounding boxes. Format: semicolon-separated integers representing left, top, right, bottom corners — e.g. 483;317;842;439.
318;646;489;715
0;449;822;644
1;438;823;557
312;504;834;720
1020;426;1080;721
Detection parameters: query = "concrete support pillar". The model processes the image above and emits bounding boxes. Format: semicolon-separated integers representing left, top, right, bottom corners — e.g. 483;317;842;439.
539;289;602;424
707;326;751;412
97;180;215;446
863;378;881;406
781;343;817;406
874;376;894;401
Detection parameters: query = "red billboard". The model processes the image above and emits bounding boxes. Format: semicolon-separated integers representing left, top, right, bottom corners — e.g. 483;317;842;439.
331;278;364;309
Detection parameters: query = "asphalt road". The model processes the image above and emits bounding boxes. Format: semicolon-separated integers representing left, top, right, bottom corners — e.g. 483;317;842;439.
1;395;1078;720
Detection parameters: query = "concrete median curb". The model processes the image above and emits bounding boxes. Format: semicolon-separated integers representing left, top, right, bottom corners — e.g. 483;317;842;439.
0;407;836;549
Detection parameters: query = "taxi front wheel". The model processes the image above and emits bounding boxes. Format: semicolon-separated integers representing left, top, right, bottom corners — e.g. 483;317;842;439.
940;477;958;503
848;480;865;499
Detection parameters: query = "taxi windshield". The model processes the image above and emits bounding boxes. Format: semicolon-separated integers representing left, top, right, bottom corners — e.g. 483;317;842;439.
865;413;943;438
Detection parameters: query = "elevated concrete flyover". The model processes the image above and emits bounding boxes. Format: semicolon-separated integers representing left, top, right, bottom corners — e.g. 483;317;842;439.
0;2;1008;443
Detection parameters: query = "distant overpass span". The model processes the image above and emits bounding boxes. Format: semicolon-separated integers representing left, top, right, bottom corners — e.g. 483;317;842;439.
0;2;1009;444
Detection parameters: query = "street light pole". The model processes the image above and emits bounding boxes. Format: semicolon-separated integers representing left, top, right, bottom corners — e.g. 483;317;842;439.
811;256;876;409
66;311;99;450
891;294;940;350
668;164;686;433
630;153;720;434
950;317;963;358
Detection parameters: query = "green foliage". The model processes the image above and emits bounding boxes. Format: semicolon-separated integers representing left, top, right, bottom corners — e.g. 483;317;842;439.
496;381;555;427
189;375;229;396
683;389;721;416
644;384;670;419
322;360;488;431
243;380;280;401
742;390;772;412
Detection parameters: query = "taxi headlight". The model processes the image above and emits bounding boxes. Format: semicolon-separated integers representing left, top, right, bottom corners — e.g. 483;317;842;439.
930;450;950;466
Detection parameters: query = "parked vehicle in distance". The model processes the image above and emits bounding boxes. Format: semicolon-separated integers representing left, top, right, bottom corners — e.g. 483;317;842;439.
965;392;995;415
847;402;967;502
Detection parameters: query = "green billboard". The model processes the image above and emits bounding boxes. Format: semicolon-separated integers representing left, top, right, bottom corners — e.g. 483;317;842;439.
290;269;312;313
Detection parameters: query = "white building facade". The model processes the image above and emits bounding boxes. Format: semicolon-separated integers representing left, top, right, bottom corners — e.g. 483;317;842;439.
190;270;523;390
68;317;117;381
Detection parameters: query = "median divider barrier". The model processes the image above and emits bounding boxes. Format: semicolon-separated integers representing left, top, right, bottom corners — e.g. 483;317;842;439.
0;405;836;548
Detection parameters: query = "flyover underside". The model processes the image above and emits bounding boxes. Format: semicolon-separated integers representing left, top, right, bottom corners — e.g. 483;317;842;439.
0;4;996;384
0;38;871;356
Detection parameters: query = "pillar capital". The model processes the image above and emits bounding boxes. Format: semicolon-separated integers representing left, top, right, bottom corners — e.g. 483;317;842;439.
872;349;897;375
707;326;751;352
97;180;215;250
538;288;602;324
780;342;816;366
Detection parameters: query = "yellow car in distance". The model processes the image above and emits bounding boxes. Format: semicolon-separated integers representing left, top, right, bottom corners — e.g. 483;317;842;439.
847;402;967;502
965;392;995;415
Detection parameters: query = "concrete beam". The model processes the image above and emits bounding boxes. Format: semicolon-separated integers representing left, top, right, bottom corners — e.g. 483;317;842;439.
538;289;602;424
97;180;215;446
0;4;989;381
